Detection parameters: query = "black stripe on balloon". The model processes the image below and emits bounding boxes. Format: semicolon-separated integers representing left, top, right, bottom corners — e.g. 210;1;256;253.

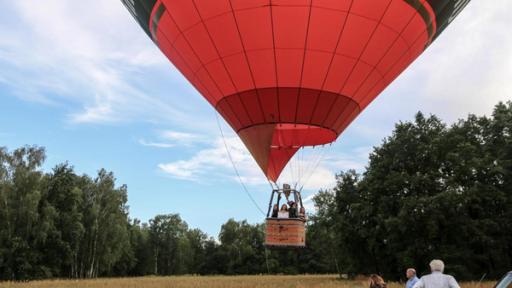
151;3;166;43
121;0;157;38
404;0;436;42
425;0;471;41
404;0;472;46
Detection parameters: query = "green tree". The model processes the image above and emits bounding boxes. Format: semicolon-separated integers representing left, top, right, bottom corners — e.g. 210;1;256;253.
149;214;189;275
126;220;153;276
218;219;266;274
41;164;84;278
327;103;512;280
77;170;131;278
0;146;48;280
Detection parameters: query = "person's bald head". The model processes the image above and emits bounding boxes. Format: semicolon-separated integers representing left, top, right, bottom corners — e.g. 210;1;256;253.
406;268;416;279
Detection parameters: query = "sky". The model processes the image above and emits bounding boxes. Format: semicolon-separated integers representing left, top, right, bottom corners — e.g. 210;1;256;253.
0;1;511;237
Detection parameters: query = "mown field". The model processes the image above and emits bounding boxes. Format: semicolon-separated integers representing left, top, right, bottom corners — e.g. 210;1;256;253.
0;275;496;288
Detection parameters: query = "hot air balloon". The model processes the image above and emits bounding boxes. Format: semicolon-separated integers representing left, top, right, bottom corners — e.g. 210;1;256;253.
122;0;471;248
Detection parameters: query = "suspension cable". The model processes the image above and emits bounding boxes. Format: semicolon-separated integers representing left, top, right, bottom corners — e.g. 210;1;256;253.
267;179;276;191
265;247;271;274
215;112;266;216
299;143;330;192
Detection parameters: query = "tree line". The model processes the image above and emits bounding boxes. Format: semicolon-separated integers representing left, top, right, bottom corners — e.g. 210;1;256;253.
0;101;510;281
316;101;512;280
0;146;321;280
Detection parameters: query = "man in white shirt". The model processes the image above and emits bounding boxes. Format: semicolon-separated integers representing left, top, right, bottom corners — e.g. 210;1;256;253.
413;259;460;288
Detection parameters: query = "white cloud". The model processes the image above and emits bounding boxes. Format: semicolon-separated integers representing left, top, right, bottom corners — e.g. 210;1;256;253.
2;1;509;208
138;139;175;149
418;1;512;119
158;131;369;192
301;194;320;213
378;0;512;123
293;146;371;191
160;130;206;144
0;1;202;126
158;136;260;182
297;165;337;191
139;130;208;150
330;1;512;159
1;1;508;128
294;1;512;213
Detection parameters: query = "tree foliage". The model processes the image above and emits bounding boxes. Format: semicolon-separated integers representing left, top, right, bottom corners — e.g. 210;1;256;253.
328;102;512;280
0;102;510;280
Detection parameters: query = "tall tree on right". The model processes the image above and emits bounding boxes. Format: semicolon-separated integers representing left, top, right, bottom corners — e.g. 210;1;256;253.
329;102;512;280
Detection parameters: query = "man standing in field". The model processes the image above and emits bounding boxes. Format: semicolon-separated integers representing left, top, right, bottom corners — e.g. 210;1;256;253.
413;259;460;288
406;268;419;288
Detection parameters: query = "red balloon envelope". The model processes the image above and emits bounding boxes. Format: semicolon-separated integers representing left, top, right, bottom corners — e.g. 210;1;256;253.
122;0;470;182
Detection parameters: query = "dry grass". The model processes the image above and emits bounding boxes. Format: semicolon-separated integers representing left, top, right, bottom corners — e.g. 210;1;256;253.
0;275;497;288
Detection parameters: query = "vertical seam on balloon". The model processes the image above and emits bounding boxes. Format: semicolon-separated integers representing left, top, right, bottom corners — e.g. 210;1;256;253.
189;48;390;78
155;30;223;115
191;0;255;125
294;0;313;122
403;0;437;42
276;126;289;183
161;6;244;129
161;7;223;101
150;2;166;43
228;0;267;124
293;1;314;180
165;6;259;47
293;1;314;124
269;1;281;123
356;18;431;112
332;106;360;136
356;0;433;111
147;3;219;114
268;127;280;183
157;32;211;102
336;0;394;101
166;6;409;51
350;0;422;103
324;0;394;130
313;0;354;129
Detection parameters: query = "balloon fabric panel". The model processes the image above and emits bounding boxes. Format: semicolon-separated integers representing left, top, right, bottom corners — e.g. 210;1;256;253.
121;0;471;182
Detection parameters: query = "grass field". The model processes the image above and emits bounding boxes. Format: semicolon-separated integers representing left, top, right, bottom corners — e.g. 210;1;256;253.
0;275;496;288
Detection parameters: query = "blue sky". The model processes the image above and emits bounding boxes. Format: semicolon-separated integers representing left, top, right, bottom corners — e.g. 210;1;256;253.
0;1;511;237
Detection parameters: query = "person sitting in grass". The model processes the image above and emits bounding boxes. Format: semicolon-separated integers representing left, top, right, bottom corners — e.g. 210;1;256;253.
369;274;387;288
